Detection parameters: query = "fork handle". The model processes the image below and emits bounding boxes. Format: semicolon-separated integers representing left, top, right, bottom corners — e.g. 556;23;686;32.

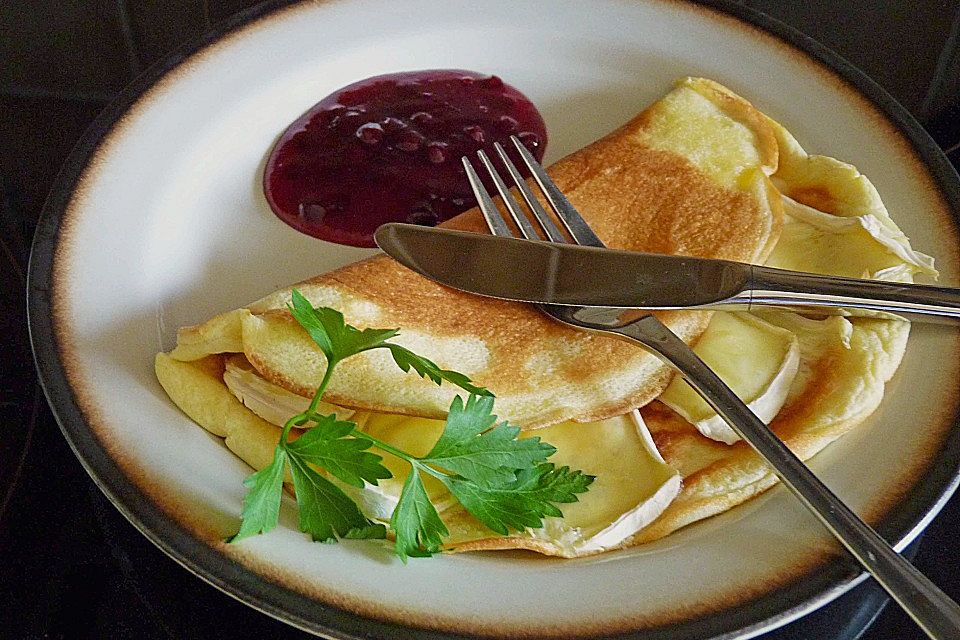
740;265;960;323
613;314;960;640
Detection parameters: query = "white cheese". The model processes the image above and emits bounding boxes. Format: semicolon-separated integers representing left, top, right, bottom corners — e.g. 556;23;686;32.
221;355;352;426
659;313;799;444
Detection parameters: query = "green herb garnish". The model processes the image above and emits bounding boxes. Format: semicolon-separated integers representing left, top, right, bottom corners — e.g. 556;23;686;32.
229;289;593;560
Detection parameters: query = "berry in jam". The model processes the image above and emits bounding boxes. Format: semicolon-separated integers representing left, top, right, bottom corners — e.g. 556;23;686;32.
264;70;547;247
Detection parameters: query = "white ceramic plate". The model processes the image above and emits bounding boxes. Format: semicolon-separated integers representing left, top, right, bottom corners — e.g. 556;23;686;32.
29;0;960;638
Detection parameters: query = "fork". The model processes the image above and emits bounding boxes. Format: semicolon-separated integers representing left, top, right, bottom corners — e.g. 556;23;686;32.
461;135;960;639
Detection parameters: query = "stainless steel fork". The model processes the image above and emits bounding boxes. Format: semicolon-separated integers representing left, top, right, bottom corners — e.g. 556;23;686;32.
462;135;960;639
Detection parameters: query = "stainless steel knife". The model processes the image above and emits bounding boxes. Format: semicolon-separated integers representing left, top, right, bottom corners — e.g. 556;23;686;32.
374;223;960;323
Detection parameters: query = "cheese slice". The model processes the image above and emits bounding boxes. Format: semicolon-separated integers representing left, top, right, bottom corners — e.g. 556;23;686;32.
659;312;799;444
222;354;352;425
332;410;681;557
442;411;681;557
768;195;936;281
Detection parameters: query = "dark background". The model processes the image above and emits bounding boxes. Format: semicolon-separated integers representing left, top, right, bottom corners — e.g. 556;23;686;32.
1;1;959;639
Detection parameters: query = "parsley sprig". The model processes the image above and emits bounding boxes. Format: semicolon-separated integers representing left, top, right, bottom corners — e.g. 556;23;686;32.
229;289;593;560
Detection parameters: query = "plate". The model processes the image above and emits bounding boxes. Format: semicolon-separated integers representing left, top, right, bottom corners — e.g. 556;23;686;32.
28;0;960;638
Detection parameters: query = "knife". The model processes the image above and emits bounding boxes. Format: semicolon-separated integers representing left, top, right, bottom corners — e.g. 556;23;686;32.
374;224;960;323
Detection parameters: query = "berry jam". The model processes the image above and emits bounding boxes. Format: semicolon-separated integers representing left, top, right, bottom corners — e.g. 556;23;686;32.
264;70;547;247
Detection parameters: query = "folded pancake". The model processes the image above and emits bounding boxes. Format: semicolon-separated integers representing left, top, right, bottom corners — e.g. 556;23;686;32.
156;77;935;556
629;115;935;544
156;350;682;557
168;77;782;429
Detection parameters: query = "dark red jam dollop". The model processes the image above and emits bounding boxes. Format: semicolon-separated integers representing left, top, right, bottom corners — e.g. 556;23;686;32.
264;70;547;247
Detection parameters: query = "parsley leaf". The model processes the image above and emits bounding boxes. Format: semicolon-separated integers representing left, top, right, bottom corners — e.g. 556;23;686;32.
228;445;287;542
441;464;594;536
286;414;391;488
384;344;491;397
288;289;399;363
422;395;555;484
229;296;594;560
387;395;587;556
391;468;448;562
287;452;386;542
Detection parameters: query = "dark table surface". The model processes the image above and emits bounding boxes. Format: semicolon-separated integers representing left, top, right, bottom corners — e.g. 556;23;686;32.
2;1;959;639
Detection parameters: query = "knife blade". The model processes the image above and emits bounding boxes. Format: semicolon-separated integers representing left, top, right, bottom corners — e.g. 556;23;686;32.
374;223;960;323
374;223;751;309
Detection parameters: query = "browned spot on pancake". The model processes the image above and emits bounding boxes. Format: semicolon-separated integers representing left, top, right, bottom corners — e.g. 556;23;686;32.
789;185;839;216
194;352;227;379
771;352;845;438
320;255;570;391
643;399;683;424
551;136;770;260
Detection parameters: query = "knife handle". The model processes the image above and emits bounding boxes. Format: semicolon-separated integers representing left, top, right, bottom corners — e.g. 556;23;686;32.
611;314;960;640
742;265;960;324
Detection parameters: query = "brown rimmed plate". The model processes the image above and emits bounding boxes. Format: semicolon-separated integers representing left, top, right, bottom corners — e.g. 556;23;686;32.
28;0;960;638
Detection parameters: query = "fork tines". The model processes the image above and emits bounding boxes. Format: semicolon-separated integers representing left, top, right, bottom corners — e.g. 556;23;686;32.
461;136;604;248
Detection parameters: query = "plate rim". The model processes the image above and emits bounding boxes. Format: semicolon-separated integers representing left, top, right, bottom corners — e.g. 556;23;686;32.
26;0;960;638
